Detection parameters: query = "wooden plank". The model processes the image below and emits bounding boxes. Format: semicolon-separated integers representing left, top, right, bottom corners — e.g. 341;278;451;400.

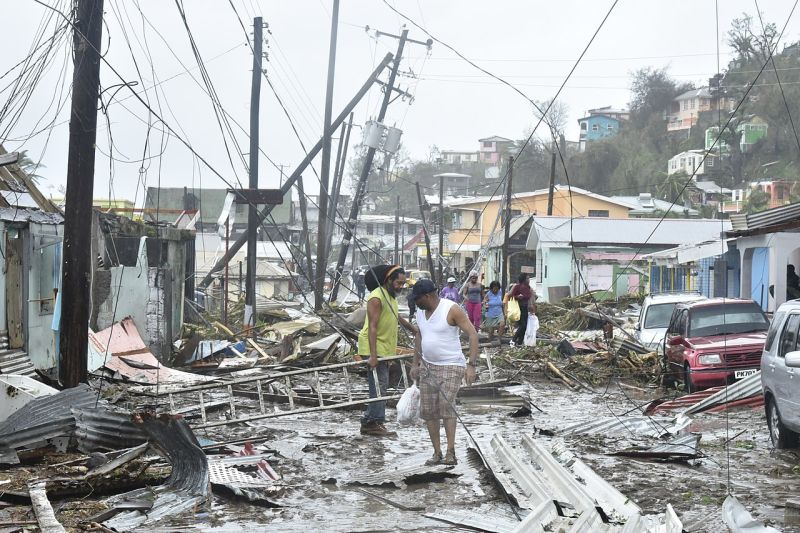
5;237;23;349
0;146;60;213
27;480;66;533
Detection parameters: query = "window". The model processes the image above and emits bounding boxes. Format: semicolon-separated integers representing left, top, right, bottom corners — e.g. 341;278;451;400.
406;224;416;234
580;122;587;131
482;141;493;148
511;209;522;217
588;209;609;217
690;99;696;109
644;303;680;329
384;223;393;234
688;302;769;337
680;157;686;167
778;187;785;200
365;223;374;234
779;314;800;357
765;311;787;351
607;123;614;131
707;158;714;167
591;124;599;132
670;160;677;170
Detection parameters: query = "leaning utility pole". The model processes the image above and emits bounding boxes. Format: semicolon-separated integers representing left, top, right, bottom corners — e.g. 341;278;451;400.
296;176;314;290
327;112;353;254
501;156;514;291
438;174;445;285
197;54;393;290
394;195;400;264
314;0;340;311
416;182;436;278
330;29;409;300
60;0;104;388
245;17;263;330
546;143;556;216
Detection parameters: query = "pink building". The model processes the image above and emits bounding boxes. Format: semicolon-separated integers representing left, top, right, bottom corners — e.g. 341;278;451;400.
478;135;514;165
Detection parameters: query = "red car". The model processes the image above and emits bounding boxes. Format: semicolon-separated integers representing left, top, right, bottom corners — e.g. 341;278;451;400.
664;298;769;392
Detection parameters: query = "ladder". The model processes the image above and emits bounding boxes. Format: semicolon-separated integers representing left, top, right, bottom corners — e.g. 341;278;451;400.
127;354;415;429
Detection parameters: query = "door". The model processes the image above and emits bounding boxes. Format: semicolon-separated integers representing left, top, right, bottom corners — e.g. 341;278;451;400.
5;235;24;349
777;314;800;427
666;309;688;378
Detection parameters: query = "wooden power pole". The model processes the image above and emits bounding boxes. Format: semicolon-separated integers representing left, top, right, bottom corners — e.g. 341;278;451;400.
60;0;105;387
314;0;339;311
245;17;263;330
416;182;436;279
501;156;514;291
394;195;400;264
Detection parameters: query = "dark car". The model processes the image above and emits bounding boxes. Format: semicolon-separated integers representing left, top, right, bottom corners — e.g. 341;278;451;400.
665;298;770;392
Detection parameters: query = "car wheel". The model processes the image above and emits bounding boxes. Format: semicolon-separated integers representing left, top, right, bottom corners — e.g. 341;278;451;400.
683;364;696;393
766;397;799;449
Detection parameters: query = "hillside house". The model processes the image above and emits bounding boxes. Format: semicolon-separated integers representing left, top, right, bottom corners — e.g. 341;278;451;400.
667;149;718;177
577;106;629;151
666;88;735;134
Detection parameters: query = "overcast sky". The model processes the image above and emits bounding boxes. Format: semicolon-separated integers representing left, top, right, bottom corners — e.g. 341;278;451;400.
3;0;799;208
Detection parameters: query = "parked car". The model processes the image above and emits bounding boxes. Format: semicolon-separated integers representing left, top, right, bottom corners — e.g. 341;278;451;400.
635;292;706;353
761;300;800;448
665;298;770;392
404;269;431;288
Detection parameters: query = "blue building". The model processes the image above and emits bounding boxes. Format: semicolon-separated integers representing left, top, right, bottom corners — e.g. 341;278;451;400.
577;106;629;151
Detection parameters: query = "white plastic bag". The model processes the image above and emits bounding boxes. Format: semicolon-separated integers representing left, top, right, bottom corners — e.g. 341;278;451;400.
523;314;539;346
396;383;420;424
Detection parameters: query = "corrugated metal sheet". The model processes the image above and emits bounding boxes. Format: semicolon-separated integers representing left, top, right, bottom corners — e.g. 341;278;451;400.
0;350;36;377
425;508;520;532
560;416;690;438
680;371;763;416
0;207;63;224
611;434;701;460
347;463;459;488
477;434;681;532
103;414;210;532
0;384;97;463
72;408;147;453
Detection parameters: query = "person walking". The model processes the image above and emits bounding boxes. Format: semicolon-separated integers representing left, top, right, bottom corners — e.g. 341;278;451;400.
461;272;484;329
357;265;417;436
509;273;536;346
482;281;505;341
440;277;461;303
409;280;479;466
355;269;367;302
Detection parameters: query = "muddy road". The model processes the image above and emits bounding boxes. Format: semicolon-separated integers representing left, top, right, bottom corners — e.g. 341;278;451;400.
157;372;799;532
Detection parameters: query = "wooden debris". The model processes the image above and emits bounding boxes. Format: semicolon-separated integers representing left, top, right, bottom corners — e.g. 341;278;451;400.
28;480;66;533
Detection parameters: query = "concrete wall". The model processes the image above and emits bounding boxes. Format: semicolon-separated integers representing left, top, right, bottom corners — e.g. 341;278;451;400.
537;247;572;302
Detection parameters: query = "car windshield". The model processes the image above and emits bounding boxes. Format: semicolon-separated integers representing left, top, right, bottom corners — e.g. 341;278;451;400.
688;302;769;337
416;272;431;279
643;303;678;329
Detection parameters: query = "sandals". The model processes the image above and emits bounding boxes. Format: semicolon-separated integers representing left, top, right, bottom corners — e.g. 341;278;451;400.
441;450;457;465
425;451;443;465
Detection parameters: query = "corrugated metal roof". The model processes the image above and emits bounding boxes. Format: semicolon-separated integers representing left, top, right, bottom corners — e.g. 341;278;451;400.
611;434;701;460
72;408;147;453
727;201;800;235
425;508;520;532
527;216;730;250
0;349;36;377
680;370;763;416
0;384;98;464
560;416;691;438
0;207;63;224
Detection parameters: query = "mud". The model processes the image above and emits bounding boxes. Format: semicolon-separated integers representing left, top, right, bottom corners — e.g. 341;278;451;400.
159;372;799;532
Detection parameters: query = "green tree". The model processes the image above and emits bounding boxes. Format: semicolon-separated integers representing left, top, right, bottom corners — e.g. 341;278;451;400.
16;150;44;183
743;187;769;213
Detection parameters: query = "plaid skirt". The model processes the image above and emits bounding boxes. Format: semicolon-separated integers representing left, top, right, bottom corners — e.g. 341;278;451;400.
419;361;465;420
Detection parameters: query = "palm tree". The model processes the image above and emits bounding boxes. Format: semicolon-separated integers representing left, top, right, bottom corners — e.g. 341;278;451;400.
16;150;45;183
658;171;689;206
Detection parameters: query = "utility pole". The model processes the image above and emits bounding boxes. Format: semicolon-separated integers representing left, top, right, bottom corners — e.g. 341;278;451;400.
327;112;353;255
501;156;514;291
314;0;339;311
438;174;445;285
416;182;436;278
223;217;230;325
198;54;394;290
546;143;556;216
296;175;314;292
60;0;104;388
330;29;409;301
394;195;400;264
245;17;263;331
278;164;286;186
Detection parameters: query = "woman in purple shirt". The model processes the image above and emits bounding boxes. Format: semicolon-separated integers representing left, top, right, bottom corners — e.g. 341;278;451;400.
439;276;461;303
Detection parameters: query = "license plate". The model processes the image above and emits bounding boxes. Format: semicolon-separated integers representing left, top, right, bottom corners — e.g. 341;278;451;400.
734;369;758;379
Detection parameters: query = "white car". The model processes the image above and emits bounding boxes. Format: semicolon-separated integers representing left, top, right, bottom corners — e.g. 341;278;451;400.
762;299;800;448
635;292;706;352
